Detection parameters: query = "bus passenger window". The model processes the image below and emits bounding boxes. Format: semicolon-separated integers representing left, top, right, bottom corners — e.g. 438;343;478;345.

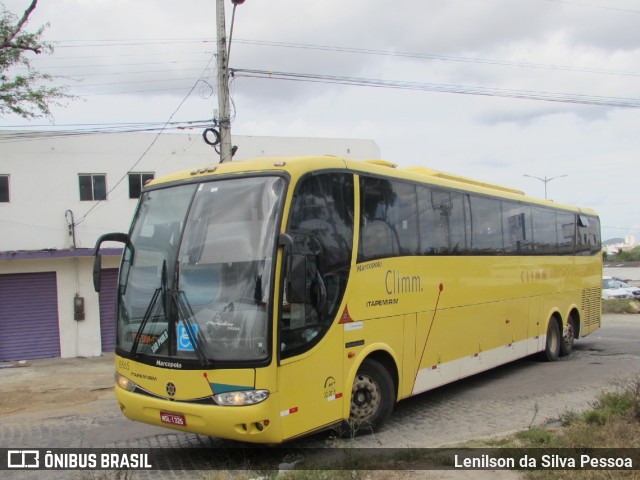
418;187;450;254
359;177;418;261
532;207;559;254
502;203;533;254
557;211;577;255
469;196;503;254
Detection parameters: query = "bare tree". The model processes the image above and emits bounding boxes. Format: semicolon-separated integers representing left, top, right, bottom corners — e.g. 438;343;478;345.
1;0;72;118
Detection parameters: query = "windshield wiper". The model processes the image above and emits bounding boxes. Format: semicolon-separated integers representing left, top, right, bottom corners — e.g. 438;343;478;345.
130;260;167;358
174;290;210;368
130;287;161;358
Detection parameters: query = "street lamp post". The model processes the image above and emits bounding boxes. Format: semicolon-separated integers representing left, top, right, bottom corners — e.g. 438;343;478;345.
523;174;567;199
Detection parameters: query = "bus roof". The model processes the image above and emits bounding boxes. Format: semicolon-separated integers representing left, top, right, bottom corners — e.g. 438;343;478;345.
146;155;598;216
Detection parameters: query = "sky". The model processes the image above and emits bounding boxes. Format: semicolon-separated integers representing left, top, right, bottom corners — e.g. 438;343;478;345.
1;0;639;241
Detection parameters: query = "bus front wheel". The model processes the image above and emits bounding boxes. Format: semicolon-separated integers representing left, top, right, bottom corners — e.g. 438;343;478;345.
349;359;394;434
540;318;561;362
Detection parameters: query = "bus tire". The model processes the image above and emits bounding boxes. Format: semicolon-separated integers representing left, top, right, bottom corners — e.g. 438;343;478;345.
540;318;561;362
560;317;576;357
348;359;394;434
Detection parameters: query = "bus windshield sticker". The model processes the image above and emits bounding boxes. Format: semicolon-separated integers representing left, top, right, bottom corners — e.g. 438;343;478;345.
150;330;169;354
177;323;198;352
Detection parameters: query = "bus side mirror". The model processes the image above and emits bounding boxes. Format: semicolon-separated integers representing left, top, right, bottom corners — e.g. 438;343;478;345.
93;232;130;293
288;254;307;304
278;233;307;304
93;253;102;292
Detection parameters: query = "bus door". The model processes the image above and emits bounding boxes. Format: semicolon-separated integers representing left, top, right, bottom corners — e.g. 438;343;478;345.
277;172;355;439
277;233;346;439
278;306;344;439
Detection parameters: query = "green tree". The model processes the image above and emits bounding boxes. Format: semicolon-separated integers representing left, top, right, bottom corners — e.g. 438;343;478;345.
1;0;71;118
616;246;640;262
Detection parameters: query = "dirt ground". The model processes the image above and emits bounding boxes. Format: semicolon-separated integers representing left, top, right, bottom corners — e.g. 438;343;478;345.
0;353;115;416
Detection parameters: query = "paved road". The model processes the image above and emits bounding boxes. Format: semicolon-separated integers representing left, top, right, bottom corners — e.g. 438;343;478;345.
2;314;639;477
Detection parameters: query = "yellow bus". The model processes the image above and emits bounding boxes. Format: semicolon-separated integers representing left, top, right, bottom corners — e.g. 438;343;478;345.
93;155;602;443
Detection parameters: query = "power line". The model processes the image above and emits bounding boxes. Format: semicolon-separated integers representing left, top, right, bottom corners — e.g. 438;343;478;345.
67;75;212;89
75;86;205;97
62;67;211;79
1;120;212;129
231;68;640;108
74;53;219;226
17;59;213;71
54;39;218;48
26;37;640;80
602;225;640;232
233;39;640;78
538;0;640;14
0;120;213;142
17;37;638;100
30;51;212;62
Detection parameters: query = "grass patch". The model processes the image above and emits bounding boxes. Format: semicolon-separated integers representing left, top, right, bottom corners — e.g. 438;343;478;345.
478;377;640;479
203;470;413;480
602;299;640;314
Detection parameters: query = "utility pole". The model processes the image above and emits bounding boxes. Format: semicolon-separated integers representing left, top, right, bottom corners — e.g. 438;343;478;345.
216;0;233;163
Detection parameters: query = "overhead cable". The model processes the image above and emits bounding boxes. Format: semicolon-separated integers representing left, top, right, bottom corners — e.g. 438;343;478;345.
232;68;640;108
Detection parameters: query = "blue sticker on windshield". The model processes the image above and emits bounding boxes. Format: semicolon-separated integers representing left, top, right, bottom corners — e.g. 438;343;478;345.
178;323;198;352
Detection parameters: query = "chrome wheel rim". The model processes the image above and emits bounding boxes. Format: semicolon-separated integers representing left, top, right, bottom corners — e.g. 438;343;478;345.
350;374;381;421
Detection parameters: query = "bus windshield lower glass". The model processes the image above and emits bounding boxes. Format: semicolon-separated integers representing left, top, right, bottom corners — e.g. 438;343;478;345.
116;176;285;364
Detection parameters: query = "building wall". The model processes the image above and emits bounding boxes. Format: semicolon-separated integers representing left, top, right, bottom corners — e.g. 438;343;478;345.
1;132;380;252
0;132;380;359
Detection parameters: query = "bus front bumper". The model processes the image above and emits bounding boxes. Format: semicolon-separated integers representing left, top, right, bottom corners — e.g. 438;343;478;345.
115;387;284;444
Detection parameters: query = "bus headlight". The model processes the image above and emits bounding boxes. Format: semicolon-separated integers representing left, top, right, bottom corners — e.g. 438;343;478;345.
213;390;269;406
115;373;136;392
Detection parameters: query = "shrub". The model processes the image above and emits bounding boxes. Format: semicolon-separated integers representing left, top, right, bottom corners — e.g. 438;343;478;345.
602;299;640;314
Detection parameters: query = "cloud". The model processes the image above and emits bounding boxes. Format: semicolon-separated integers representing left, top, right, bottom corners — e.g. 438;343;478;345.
1;0;639;241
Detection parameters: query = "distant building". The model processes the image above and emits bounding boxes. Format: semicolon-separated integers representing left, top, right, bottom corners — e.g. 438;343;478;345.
605;236;638;257
0;131;380;361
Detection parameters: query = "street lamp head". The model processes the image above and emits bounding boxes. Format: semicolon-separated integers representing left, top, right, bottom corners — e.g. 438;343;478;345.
523;174;568;183
523;174;568;199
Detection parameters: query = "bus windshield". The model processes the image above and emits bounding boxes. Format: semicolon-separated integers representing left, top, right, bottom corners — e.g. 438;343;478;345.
116;176;286;364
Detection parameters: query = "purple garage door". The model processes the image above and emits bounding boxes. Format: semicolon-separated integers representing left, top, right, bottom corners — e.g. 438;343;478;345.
0;272;61;361
99;269;119;352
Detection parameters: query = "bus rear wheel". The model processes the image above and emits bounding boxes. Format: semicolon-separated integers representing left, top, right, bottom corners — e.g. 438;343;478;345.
540;318;561;362
349;359;394;434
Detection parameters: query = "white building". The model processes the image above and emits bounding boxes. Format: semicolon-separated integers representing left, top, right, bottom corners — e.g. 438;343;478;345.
0;131;380;361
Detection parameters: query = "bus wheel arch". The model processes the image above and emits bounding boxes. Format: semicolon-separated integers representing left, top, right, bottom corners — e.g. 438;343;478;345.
539;314;562;362
347;351;397;434
560;309;580;357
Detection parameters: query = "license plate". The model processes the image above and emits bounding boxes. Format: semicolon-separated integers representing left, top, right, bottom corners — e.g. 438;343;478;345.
160;411;187;427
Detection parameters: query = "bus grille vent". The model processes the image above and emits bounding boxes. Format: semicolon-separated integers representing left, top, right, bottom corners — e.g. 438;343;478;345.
581;287;601;327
